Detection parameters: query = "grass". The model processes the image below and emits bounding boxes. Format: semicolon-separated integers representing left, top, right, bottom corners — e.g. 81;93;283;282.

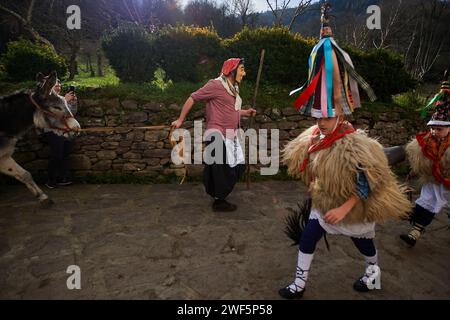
64;67;120;89
1;64;432;116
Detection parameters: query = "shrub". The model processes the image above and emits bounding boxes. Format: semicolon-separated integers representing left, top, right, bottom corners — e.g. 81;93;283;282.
1;38;67;81
153;26;225;82
224;27;315;86
102;23;157;82
225;27;416;101
345;47;417;101
151;67;173;91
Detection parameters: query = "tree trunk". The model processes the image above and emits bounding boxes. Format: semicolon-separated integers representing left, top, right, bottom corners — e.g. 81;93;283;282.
87;53;95;77
68;53;77;80
97;51;103;77
0;4;55;51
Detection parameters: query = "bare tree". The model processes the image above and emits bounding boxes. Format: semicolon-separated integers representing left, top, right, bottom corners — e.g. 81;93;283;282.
372;0;405;49
404;0;447;80
0;0;55;50
364;0;447;80
265;0;312;30
342;14;370;50
287;0;312;31
63;30;81;80
232;0;254;26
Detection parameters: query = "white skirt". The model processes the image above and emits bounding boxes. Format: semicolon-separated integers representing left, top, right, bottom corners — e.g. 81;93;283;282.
415;182;450;214
310;208;376;239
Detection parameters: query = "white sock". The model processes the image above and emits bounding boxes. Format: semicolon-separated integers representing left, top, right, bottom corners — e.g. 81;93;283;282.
362;252;378;282
287;250;314;293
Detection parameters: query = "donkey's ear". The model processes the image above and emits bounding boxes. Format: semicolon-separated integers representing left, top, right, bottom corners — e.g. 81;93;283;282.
42;71;58;97
36;72;46;83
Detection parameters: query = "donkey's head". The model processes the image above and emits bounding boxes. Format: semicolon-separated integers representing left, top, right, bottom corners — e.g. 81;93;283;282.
32;71;80;137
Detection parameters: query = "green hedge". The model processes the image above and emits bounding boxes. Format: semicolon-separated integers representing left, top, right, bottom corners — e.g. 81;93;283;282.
346;47;416;101
102;23;158;82
225;27;416;101
154;26;224;83
224;27;315;86
101;25;415;101
0;38;67;81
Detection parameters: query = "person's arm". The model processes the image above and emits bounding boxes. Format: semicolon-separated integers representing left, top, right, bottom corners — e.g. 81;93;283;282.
324;195;360;224
172;80;216;128
324;169;369;224
239;108;257;117
64;92;78;115
171;97;194;128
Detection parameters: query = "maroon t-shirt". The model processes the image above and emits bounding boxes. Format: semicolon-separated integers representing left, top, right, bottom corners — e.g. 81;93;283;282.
190;79;240;137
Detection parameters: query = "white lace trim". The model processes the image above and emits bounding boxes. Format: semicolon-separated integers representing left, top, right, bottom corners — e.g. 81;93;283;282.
309;208;375;239
415;182;450;214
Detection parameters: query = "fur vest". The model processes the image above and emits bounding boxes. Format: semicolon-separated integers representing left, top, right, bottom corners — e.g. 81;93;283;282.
405;137;450;187
283;125;411;224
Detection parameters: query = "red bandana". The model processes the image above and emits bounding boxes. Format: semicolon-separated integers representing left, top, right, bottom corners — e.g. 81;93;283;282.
416;131;450;188
300;121;356;172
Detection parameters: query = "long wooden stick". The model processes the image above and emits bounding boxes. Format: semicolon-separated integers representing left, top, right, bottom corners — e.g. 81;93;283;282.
77;125;168;132
246;49;265;189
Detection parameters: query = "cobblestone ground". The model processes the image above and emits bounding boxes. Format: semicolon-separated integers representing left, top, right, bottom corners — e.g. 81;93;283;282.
0;181;449;299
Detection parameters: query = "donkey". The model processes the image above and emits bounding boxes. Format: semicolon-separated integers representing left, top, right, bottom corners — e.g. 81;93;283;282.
0;71;80;206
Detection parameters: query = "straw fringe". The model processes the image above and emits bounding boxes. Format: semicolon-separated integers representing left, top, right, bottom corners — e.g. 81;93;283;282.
283;126;412;224
406;137;450;185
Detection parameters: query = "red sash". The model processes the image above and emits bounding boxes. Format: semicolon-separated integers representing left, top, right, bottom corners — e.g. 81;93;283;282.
416;131;450;188
300;121;356;172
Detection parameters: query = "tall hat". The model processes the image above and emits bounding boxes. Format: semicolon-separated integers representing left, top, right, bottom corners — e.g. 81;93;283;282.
422;70;450;126
290;3;376;118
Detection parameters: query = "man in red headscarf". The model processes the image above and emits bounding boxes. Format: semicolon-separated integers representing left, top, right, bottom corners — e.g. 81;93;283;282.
172;58;256;212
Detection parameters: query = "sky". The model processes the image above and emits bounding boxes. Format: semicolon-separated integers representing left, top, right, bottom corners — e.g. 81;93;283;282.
178;0;313;13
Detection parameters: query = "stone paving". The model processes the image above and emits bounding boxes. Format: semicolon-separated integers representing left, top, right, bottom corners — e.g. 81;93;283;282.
0;181;449;299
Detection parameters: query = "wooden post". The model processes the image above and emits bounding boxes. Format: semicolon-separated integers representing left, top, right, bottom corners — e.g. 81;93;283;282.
246;48;265;189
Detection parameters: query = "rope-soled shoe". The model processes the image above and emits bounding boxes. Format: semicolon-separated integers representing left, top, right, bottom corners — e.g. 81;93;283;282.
278;286;305;299
353;265;381;292
353;277;372;292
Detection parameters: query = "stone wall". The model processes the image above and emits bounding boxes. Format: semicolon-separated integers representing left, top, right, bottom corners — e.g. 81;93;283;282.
13;98;425;179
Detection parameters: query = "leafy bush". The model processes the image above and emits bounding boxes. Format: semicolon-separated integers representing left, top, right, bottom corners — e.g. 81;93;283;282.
224;27;315;86
225;27;415;101
151;67;173;91
101;24;416;101
345;47;417;101
153;26;225;82
1;38;67;81
392;90;427;111
102;23;157;82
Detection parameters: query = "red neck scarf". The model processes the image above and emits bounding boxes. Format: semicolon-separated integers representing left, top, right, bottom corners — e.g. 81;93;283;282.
300;121;356;172
416;131;450;187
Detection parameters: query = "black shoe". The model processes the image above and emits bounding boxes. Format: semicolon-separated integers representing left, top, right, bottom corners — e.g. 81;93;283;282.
400;234;416;247
353;277;371;292
45;182;57;189
57;178;73;186
278;287;305;299
213;199;237;212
